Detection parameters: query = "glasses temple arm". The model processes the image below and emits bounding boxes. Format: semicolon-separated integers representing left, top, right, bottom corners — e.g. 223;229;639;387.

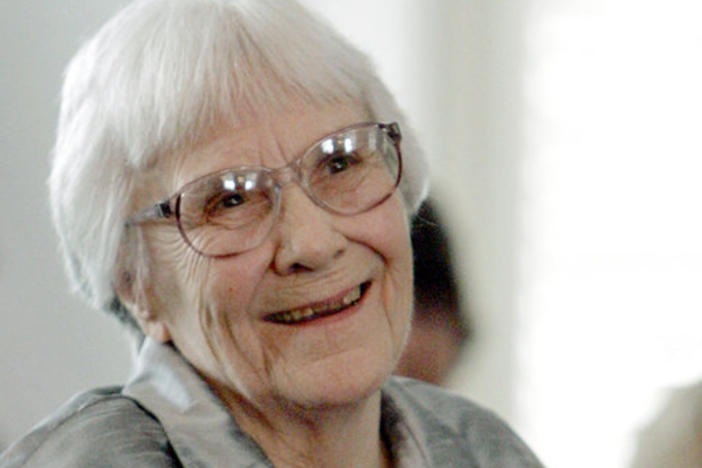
126;200;173;226
381;122;402;144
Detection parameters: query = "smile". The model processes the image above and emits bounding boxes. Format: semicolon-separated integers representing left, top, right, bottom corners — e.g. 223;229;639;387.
264;282;370;325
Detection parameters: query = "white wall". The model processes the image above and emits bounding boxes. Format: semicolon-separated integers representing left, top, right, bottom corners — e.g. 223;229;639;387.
2;0;525;450
9;2;700;467
299;0;526;427
519;1;702;466
1;0;526;449
0;0;133;448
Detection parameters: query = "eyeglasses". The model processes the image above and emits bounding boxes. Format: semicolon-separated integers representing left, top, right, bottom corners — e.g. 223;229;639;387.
127;122;403;257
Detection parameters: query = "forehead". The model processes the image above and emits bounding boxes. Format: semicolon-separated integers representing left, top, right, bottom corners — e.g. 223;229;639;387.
169;102;368;189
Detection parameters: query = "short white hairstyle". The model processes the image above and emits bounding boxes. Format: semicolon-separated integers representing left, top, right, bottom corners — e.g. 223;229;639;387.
50;0;429;337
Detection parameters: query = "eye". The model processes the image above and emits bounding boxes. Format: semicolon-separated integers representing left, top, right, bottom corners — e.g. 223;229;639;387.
325;153;361;174
204;191;247;217
220;193;245;208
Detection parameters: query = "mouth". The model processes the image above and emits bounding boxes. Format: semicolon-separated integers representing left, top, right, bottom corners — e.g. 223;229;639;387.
263;282;371;325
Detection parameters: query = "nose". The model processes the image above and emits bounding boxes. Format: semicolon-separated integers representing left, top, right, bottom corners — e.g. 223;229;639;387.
272;185;347;275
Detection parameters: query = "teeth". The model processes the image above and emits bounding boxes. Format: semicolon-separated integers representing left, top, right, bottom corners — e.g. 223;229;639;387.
269;286;363;324
343;287;361;305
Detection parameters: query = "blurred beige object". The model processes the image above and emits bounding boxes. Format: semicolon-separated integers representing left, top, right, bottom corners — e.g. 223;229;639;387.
630;382;702;467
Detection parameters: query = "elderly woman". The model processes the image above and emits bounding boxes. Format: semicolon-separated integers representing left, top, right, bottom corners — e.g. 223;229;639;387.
1;0;541;466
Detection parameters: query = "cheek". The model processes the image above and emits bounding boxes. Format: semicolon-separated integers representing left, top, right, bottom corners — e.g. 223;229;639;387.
357;193;412;261
149;241;267;382
188;255;282;396
141;228;193;312
153;233;207;302
376;195;413;287
144;226;220;344
386;232;414;347
192;252;270;346
353;195;414;339
200;249;273;315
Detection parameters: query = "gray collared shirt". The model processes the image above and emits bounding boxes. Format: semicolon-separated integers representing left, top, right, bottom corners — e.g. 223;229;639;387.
1;338;542;467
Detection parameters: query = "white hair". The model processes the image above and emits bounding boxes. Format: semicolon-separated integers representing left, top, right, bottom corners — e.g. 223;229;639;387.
49;0;429;337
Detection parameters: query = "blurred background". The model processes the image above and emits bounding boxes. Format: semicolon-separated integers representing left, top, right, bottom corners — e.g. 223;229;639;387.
2;1;701;466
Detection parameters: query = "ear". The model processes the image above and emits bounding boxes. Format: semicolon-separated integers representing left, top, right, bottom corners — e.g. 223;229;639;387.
115;269;172;343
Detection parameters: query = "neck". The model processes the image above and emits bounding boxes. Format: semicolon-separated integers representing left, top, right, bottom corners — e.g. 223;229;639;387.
216;388;391;468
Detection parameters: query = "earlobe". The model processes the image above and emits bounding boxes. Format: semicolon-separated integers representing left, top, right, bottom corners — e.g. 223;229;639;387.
115;269;172;343
140;319;172;343
131;292;173;344
114;269;139;313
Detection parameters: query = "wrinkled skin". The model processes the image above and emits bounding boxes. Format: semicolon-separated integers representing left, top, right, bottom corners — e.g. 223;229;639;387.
128;103;414;440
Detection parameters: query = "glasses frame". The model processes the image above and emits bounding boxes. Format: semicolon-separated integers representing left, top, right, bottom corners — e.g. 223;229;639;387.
127;121;403;258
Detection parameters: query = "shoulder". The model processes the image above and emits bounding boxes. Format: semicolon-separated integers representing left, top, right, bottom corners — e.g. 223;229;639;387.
384;376;514;433
382;376;543;467
0;387;179;468
630;381;702;467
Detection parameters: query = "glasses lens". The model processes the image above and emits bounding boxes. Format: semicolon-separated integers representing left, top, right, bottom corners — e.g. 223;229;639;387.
302;125;401;214
177;171;276;256
169;123;401;257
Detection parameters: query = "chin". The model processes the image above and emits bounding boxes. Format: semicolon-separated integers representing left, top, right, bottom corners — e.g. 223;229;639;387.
285;346;396;409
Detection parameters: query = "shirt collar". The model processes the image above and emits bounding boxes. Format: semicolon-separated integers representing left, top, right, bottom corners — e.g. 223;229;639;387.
123;338;274;467
123;338;430;467
381;381;434;468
